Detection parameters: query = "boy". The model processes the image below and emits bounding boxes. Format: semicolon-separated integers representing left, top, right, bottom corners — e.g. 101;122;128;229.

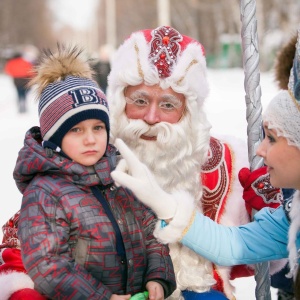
14;45;175;300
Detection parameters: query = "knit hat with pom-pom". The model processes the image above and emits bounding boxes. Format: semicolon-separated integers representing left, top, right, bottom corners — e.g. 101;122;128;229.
29;45;109;149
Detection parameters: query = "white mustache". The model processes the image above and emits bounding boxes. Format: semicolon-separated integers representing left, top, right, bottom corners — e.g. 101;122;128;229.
123;119;177;144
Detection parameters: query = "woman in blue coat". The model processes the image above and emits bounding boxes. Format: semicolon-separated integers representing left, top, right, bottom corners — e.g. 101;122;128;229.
111;29;300;298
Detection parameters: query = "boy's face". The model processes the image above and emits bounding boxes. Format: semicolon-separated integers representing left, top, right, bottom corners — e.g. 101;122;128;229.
62;119;107;166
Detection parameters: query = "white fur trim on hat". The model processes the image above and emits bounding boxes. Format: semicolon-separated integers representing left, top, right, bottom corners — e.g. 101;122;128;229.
0;271;34;300
107;26;209;119
154;190;196;244
263;90;300;151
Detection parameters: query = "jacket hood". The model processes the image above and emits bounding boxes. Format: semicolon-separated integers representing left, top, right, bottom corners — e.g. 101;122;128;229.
13;126;116;194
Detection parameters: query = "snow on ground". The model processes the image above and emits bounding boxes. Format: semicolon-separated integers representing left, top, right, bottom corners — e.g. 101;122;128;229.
0;69;280;299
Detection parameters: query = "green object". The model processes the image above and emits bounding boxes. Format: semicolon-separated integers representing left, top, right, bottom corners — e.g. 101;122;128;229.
130;291;149;300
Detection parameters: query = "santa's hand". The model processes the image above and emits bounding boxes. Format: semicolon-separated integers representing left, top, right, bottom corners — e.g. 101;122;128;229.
238;166;283;215
111;139;178;219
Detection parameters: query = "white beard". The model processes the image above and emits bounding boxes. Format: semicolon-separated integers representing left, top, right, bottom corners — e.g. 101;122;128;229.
111;111;216;297
111;111;209;201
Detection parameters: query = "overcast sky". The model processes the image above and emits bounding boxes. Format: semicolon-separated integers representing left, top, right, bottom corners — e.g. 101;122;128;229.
49;0;99;30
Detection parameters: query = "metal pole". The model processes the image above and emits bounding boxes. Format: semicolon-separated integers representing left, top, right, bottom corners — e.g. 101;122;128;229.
105;0;116;49
240;0;271;299
157;0;170;26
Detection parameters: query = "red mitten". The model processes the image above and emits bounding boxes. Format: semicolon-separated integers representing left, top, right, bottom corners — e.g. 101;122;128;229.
0;248;26;273
238;166;283;216
9;288;47;300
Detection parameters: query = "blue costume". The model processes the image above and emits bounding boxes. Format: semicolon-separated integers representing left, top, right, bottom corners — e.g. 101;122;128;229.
182;206;293;266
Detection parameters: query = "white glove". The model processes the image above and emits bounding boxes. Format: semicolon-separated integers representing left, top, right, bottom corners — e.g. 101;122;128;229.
111;139;177;219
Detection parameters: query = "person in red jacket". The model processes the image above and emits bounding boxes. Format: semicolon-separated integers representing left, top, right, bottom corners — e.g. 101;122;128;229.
4;45;37;113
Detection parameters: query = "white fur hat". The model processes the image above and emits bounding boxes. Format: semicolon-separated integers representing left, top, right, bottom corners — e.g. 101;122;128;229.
107;26;209;117
263;27;300;150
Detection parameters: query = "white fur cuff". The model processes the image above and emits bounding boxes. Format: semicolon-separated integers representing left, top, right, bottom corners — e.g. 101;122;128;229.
0;271;34;300
154;190;196;244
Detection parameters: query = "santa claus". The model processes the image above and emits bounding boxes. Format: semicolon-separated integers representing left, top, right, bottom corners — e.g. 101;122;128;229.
107;25;252;300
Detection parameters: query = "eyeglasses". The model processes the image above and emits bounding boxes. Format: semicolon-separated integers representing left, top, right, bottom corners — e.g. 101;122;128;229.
125;96;183;112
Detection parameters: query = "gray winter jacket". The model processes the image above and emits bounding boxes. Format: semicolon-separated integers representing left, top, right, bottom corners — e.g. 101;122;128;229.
14;127;176;300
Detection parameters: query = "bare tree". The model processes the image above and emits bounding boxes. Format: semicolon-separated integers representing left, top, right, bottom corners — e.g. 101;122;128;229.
95;0;299;70
0;0;298;71
0;0;55;52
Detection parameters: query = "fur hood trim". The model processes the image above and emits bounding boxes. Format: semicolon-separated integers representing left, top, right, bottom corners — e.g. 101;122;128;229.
0;271;34;299
154;190;196;243
274;32;297;90
287;190;300;278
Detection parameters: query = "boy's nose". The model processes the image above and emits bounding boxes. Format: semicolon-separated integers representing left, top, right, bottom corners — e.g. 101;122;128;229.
84;131;96;144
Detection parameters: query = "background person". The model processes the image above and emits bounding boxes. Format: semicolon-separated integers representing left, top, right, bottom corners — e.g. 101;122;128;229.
4;45;37;113
91;44;112;94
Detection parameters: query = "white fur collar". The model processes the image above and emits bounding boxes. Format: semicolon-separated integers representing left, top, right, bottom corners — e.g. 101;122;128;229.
0;271;34;299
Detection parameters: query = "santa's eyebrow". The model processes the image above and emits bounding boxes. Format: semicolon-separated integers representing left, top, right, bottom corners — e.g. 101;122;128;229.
126;90;183;107
127;90;149;98
160;95;183;107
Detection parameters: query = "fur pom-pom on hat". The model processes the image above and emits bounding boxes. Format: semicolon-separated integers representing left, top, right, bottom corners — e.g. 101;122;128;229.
30;44;110;148
29;44;94;96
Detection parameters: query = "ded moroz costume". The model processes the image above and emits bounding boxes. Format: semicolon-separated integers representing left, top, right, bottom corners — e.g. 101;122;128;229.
107;25;254;299
111;26;300;300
